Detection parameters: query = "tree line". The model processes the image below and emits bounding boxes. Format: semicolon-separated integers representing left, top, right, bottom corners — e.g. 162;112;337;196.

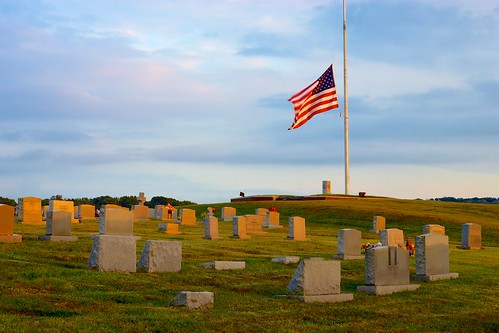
430;197;499;204
0;195;196;209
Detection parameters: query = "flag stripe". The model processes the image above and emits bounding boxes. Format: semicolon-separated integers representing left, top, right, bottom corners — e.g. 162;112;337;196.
288;64;339;130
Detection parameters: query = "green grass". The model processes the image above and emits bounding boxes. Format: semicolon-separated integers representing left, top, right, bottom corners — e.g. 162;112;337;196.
1;198;498;332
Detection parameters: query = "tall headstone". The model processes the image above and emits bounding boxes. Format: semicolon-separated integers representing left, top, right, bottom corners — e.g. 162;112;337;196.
154;205;165;220
18;197;42;224
38;210;78;242
286;258;353;303
0;204;22;243
287;216;307;241
203;216;221;240
221;207;236;222
379;228;405;248
357;246;420;295
137;240;182;273
78;204;96;222
333;229;363;260
99;208;134;236
178;208;196;225
413;233;459;281
460;223;482;250
231;216;250;239
49;200;78;223
322;180;331;195
422;224;445;235
370;216;385;234
264;211;282;228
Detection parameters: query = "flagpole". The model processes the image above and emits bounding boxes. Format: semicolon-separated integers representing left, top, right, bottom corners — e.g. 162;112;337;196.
343;0;350;195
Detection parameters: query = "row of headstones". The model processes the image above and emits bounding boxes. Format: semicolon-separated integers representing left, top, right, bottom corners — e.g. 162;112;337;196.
371;215;483;250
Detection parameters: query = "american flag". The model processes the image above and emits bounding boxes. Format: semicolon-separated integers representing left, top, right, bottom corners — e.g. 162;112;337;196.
288;64;339;130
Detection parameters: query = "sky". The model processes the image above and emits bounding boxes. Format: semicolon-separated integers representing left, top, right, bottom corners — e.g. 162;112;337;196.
1;0;498;204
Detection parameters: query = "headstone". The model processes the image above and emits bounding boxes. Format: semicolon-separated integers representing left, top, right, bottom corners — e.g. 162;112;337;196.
49;200;78;223
460;223;482;250
18;197;42;224
132;205;149;221
221;207;236;221
207;207;215;217
137;240;182;273
264;211;282;228
158;223;180;235
201;261;245;270
42;205;49;221
171;291;214;310
422;224;445;235
255;208;269;223
0;204;22;243
287;216;307;241
154;205;165;219
138;192;146;205
370;215;385;234
245;214;266;235
379;228;405;248
38;210;78;242
99;208;134;236
78;204;96;222
271;256;300;264
357;246;420;295
203;216;221;240
88;235;137;273
412;233;459;281
148;208;155;218
286;258;353;303
322;180;331;195
333;229;364;260
178;208;196;225
231;216;250;239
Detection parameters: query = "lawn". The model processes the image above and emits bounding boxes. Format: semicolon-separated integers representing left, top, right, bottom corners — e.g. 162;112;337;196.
0;197;498;332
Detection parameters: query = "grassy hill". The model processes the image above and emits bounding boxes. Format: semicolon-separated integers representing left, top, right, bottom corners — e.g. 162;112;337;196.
1;197;498;332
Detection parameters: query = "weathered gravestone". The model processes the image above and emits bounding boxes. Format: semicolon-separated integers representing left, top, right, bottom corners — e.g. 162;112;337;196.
88;235;137;273
379;228;405;248
230;216;250;239
370;215;385;234
412;233;459;281
78;204;96;222
178;208;196;225
245;215;267;235
286;258;353;303
460;223;482;250
171;291;214;310
132;205;149;221
357;246;420;295
88;208;138;273
203;216;221;240
264;211;282;228
287;217;307;241
18;197;42;224
332;228;364;260
0;204;22;243
38;210;78;242
49;200;78;223
137;240;182;273
422;224;445;235
221;207;236;222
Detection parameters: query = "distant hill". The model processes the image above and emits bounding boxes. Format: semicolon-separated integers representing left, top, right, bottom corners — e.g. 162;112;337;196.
431;197;499;204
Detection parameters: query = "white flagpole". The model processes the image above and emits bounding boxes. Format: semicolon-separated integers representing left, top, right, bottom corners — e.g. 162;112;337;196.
343;0;350;195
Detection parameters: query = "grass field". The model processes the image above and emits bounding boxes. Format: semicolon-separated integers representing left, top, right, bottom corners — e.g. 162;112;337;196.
1;197;498;332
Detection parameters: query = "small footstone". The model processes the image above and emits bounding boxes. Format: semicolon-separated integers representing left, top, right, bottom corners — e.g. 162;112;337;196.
171;291;214;310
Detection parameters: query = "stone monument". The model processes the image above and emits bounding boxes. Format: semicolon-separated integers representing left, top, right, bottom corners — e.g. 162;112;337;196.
0;204;22;243
460;223;482;250
370;215;385;234
332;228;364;260
287;216;307;241
412;233;459;281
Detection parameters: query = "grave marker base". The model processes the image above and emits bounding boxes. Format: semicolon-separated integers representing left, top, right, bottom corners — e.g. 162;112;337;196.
357;284;420;295
271;256;300;264
456;246;483;250
229;235;251;239
38;235;78;242
331;254;365;260
286;293;354;303
171;291;214;310
201;261;245;270
0;234;22;243
412;273;459;282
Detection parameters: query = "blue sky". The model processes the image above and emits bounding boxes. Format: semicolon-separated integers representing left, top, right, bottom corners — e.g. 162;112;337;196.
1;0;498;204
